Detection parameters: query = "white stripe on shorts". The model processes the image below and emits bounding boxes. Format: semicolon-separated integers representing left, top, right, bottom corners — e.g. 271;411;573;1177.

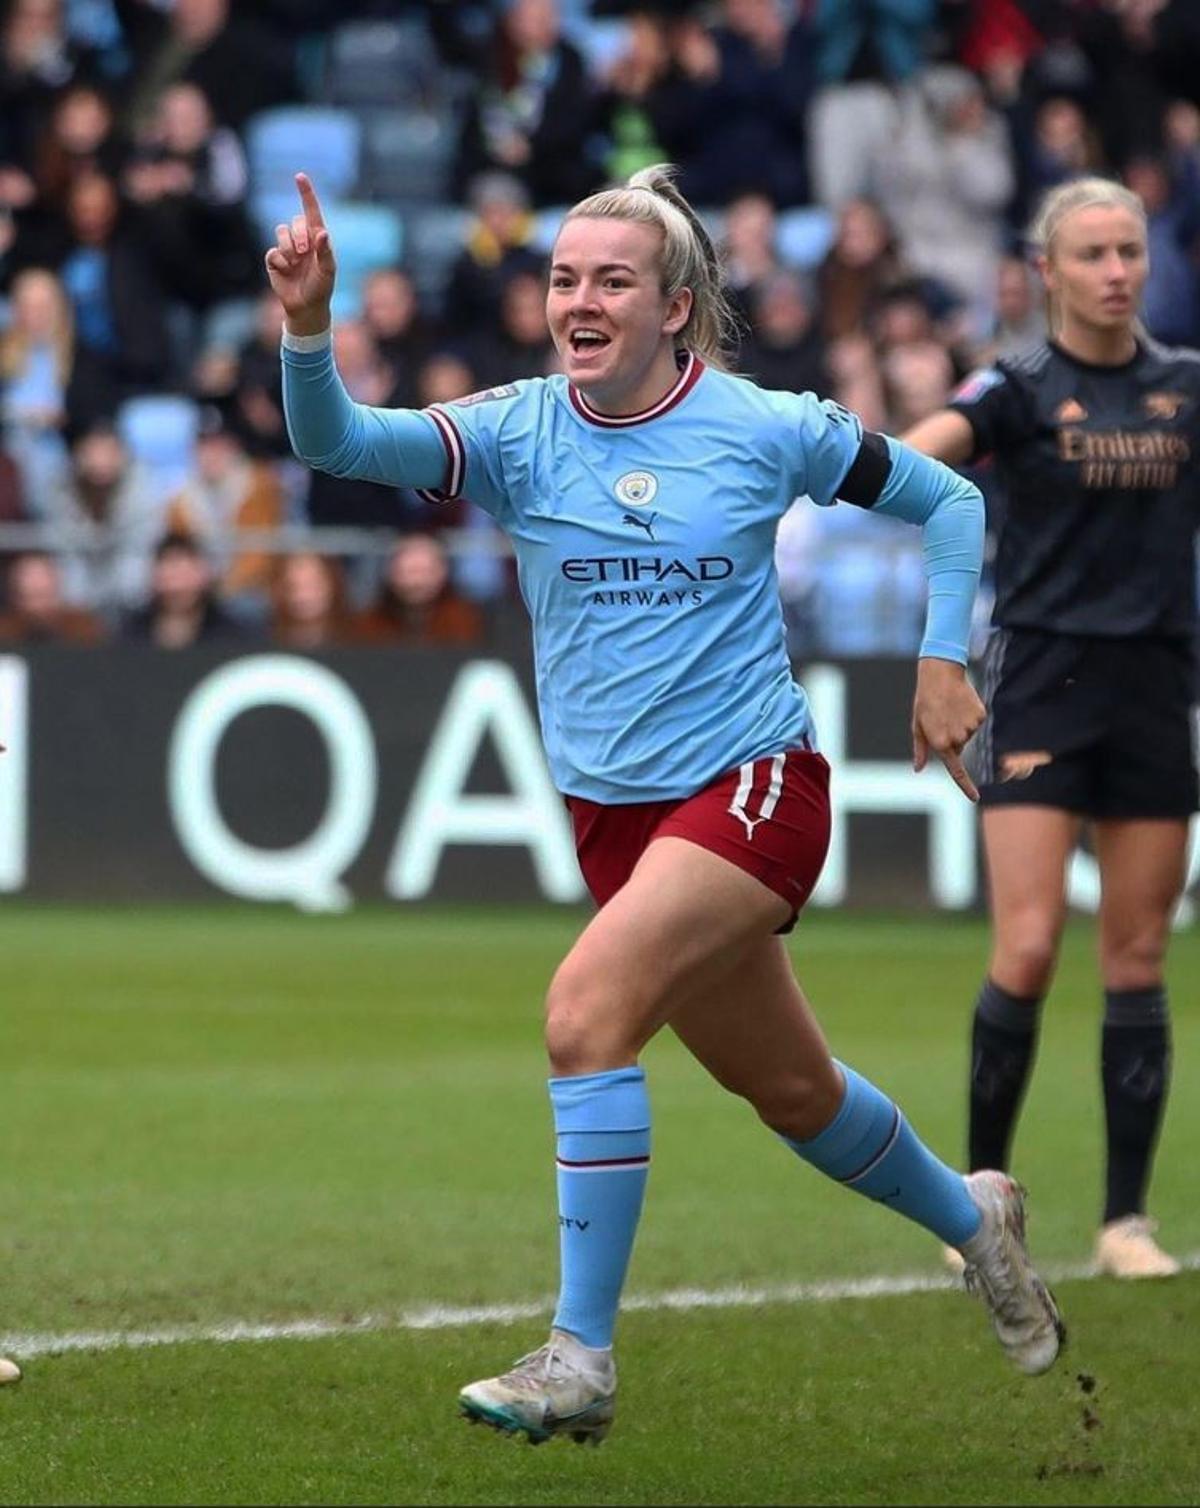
728;753;787;841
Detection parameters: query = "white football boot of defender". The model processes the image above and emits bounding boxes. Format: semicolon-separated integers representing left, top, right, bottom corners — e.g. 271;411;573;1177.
459;1328;615;1445
957;1170;1065;1375
0;1356;21;1385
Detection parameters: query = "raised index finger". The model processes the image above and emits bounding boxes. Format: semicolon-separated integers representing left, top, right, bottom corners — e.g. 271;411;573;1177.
295;172;326;231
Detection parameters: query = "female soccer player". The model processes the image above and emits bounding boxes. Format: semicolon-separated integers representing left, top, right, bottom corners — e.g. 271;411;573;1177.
270;165;1064;1445
905;177;1197;1280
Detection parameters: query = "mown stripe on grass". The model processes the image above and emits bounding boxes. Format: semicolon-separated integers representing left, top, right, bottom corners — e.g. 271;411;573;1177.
4;1253;1197;1362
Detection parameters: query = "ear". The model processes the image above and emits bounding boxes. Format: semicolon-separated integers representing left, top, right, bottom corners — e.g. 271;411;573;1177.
1035;253;1055;296
662;285;693;337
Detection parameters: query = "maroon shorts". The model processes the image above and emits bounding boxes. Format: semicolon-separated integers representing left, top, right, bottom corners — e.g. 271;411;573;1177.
565;748;831;932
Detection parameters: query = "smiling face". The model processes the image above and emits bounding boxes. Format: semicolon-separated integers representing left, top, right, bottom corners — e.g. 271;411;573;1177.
1042;203;1148;334
547;215;691;406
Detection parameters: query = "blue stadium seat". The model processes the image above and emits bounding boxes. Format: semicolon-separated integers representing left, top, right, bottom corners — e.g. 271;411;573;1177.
361;105;457;205
245;106;362;201
117;395;199;494
776;207;836;270
323;17;440;108
403;204;471;314
322;202;405;319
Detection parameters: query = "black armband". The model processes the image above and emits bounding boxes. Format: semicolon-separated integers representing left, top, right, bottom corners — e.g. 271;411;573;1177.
839;430;892;508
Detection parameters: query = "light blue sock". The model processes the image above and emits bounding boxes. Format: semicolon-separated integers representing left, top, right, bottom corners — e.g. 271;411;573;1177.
550;1067;651;1349
784;1061;981;1247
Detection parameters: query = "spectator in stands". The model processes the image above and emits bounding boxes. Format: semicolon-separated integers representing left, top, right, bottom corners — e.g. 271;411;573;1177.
1022;95;1103;202
0;547;103;643
0;0;98;176
739;271;828;396
303;320;407;529
881;338;955;431
0;442;26;522
361;267;433;410
56;166;169;397
669;0;814;207
121;0;297;132
452;0;595;206
816;198;907;342
825;330;887;431
46;419;170;611
444;172;544;340
228;291;288;459
1121;152;1200;346
589;10;675;184
473;269;556;386
122;528;244;647
35;80;119;196
352;533;484;647
165;404;282;617
872;65;1015;337
721;190;783;332
808;0;938;209
978;253;1046;362
1;265;74;511
122;79;259;356
269;550;351;651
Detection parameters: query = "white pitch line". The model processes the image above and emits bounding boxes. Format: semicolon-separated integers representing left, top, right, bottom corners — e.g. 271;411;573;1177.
3;1253;1197;1363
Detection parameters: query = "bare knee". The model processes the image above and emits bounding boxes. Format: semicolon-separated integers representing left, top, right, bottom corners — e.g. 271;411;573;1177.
725;1061;844;1143
544;960;645;1077
1100;917;1171;991
991;913;1063;997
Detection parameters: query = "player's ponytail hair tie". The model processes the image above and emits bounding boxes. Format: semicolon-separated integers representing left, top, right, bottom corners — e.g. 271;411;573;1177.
563;163;739;370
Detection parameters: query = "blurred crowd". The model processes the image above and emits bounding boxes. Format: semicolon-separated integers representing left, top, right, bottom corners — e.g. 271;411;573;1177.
0;0;1198;655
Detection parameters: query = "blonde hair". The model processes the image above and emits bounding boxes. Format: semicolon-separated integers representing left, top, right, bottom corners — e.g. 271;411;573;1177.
0;267;75;386
1028;175;1147;258
562;163;738;370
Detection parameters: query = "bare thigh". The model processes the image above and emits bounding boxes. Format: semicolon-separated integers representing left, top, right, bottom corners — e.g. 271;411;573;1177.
669;936;842;1141
1095;819;1190;990
982;806;1080;997
544;836;792;1076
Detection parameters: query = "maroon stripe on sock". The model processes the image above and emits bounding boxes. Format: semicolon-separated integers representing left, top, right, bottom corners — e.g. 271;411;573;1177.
556;1155;650;1169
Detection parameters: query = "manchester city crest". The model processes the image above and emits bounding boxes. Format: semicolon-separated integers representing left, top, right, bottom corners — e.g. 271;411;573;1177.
614;470;658;507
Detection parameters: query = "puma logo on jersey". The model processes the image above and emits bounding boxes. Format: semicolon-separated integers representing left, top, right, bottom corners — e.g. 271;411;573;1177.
622;511;657;540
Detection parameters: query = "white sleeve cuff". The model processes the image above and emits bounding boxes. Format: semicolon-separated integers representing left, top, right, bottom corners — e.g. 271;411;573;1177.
281;327;333;353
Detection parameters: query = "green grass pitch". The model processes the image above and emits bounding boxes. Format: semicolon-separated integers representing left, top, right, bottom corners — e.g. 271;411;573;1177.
0;904;1197;1506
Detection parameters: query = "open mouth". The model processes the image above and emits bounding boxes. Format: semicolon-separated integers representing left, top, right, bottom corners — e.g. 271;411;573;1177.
569;329;612;355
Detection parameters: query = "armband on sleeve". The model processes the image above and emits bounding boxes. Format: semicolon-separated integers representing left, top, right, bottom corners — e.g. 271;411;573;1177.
838;431;893;508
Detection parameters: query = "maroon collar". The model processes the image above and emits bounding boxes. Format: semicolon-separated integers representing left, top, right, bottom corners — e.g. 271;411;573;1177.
568;351;705;427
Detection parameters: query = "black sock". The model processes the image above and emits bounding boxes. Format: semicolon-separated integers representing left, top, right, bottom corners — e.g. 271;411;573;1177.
968;978;1043;1172
1102;987;1171;1224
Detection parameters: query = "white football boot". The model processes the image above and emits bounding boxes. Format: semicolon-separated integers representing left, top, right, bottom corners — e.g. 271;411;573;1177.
1095;1215;1181;1278
957;1170;1066;1375
459;1328;616;1445
0;1356;21;1384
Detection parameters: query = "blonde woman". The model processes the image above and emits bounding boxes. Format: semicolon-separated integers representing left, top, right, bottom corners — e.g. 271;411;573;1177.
905;177;1198;1280
0;267;75;512
272;165;1063;1445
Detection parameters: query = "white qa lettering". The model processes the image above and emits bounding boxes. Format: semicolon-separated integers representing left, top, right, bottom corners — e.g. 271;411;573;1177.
168;656;376;912
387;660;584;901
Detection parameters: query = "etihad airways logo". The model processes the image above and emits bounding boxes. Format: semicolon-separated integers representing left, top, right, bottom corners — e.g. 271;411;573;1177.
562;556;734;584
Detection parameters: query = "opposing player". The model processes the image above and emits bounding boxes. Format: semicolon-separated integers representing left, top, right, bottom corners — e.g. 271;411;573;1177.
270;165;1064;1446
905;177;1196;1279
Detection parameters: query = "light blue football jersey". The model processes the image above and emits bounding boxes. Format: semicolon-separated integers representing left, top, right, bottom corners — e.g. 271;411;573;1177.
415;355;861;801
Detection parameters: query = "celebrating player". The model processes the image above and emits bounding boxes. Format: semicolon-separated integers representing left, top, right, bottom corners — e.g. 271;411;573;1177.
270;165;1064;1446
905;177;1196;1279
